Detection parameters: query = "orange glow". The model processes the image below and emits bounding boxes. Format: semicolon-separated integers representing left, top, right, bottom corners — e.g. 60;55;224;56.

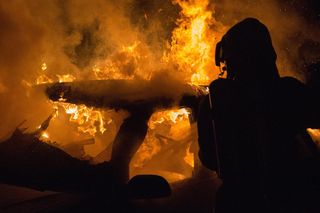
307;128;320;146
57;74;76;83
148;108;190;128
41;63;47;71
36;63;107;138
92;41;151;80
55;102;107;136
32;0;223;181
131;108;195;180
36;62;53;85
39;131;50;142
164;0;222;85
36;74;53;85
184;143;195;168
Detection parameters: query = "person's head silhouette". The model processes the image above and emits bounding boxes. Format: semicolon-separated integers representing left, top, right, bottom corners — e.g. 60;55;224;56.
215;18;280;81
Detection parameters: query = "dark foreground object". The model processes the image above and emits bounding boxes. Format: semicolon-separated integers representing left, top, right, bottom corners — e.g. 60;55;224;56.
0;174;219;213
0;129;173;200
128;175;171;199
0;128;117;194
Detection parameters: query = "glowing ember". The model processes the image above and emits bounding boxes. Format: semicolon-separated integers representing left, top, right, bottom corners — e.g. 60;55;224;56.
41;63;47;71
39;131;50;142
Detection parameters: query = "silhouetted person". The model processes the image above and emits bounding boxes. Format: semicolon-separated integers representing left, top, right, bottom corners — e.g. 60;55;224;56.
197;18;320;212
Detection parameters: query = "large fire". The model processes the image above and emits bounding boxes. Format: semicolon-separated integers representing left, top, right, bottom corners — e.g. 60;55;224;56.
31;0;219;182
0;0;315;186
29;0;320;184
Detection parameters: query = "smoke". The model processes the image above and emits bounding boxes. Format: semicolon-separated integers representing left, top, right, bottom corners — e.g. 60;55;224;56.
0;1;60;138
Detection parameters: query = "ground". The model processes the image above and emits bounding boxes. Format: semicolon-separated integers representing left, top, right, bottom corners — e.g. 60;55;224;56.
0;175;220;213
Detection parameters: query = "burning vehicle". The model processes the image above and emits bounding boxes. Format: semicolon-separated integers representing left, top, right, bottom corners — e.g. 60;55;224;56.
0;0;319;212
0;0;222;198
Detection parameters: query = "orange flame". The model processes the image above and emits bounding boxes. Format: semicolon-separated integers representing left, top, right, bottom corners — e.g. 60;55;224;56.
33;0;223;180
57;74;76;83
92;41;151;80
307;128;320;147
132;108;194;172
54;102;107;137
164;0;222;85
36;63;107;138
40;131;50;141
